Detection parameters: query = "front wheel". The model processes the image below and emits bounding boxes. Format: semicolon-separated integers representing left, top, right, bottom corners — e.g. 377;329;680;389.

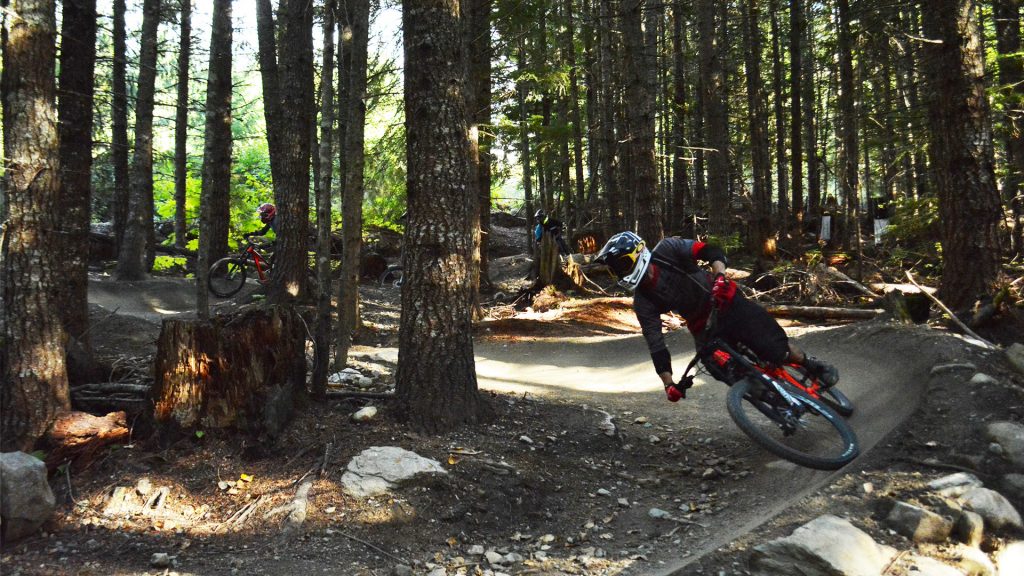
726;377;859;470
208;257;248;297
379;265;403;288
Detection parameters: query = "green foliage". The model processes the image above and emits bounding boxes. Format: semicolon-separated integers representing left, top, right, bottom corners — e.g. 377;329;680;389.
885;195;940;244
705;232;742;254
152;255;187;273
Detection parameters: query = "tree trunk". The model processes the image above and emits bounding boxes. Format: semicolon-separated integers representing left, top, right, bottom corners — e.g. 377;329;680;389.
114;0;161;281
335;0;369;366
622;0;660;242
802;0;819;219
1;0;71;451
598;0;620;232
517;44;536;254
396;0;484;432
699;0;728;236
153;307;306;437
789;0;804;222
467;0;492;319
268;0;314;304
57;0;97;345
770;0;789;222
744;0;774;257
920;0;1004;309
256;0;284;187
311;1;335;399
670;0;691;233
995;0;1024;258
173;0;191;251
196;0;233;319
838;0;859;249
111;0;130;250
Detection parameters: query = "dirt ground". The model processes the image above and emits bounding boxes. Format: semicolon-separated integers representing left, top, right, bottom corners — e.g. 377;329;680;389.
3;228;1024;576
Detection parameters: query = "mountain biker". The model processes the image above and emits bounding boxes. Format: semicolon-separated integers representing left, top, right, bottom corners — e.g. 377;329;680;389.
244;203;278;242
595;231;838;402
534;209;571;255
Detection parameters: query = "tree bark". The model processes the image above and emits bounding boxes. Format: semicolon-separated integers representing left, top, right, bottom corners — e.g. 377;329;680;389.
597;0;620;232
57;0;97;344
43;411;128;471
335;0;369;366
111;0;130;250
467;0;493;318
256;0;284;187
744;0;773;257
153;307;306;437
622;0;661;243
267;0;314;304
1;0;71;451
312;1;335;399
670;0;691;233
838;0;859;249
396;0;484;432
173;0;191;251
789;0;804;222
517;43;536;253
699;0;728;236
114;0;161;280
196;0;233;319
920;0;1005;309
770;0;789;222
802;0;819;219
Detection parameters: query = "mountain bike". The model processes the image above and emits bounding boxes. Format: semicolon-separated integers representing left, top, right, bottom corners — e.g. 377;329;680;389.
673;311;859;470
379;264;403;288
208;238;273;298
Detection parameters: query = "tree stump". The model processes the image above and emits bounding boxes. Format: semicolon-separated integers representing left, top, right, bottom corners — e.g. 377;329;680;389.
43;411;129;471
152;305;306;439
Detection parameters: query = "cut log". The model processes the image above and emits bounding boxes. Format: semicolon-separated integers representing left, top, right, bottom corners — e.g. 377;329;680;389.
152;305;306;438
764;304;884;321
43;411;130;471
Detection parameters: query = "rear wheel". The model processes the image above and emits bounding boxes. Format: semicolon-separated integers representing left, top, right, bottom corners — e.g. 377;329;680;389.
208;257;247;297
726;377;859;470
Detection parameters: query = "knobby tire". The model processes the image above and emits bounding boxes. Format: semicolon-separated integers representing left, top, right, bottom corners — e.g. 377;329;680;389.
208;257;247;297
726;377;859;470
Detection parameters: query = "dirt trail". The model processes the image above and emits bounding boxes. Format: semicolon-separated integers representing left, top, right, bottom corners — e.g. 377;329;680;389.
86;276;948;574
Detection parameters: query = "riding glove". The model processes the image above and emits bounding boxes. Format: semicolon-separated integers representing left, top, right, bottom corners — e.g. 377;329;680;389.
712;273;737;309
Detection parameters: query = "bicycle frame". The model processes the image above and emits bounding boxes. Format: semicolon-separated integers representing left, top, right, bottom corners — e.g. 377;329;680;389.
243;241;271;284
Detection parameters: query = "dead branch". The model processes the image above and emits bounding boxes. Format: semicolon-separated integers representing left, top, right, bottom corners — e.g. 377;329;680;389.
764;304;884;320
337;530;405;563
905;271;996;349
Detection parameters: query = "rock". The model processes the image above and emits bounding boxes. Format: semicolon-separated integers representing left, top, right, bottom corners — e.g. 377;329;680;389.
930;472;984;494
957;545;996;576
519;435;534;444
393;565;413;576
617;498;630;507
351;406;378;423
749;515;897;576
649;508;672;519
959;487;1023;530
485;550;504;565
503;552;524;564
0;451;56;542
995;541;1024;575
466;545;485;555
1001;473;1024;501
340;446;447;498
596;488;611;497
885;501;954;543
984;422;1024;470
426;568;446;576
906;554;968;576
1005;343;1024;376
970;373;998;386
955;510;985;548
329;368;362;384
135;477;152;497
150;553;173;568
648;435;661;444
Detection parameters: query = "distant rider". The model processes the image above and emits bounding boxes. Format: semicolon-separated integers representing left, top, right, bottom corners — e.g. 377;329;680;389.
534;209;571;255
595;231;838;401
244;203;278;242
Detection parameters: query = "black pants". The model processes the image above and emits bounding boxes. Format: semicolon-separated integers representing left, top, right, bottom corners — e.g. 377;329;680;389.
702;294;790;365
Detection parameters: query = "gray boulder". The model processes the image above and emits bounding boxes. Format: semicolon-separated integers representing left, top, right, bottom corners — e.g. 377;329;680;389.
1005;343;1024;377
749;515;897;576
905;555;966;576
985;422;1024;470
0;452;56;542
886;501;954;543
341;446;447;498
929;472;984;498
955;510;985;548
959;488;1023;531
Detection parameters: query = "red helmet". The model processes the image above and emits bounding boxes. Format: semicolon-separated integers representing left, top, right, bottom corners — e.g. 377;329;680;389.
257;203;276;223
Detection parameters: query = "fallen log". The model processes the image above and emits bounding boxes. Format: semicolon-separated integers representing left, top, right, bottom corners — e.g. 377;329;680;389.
764;304;884;320
43;411;130;471
822;265;882;299
152;305;306;438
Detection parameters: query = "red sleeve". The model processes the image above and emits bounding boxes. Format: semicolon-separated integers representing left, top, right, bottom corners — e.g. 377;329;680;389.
690;241;707;259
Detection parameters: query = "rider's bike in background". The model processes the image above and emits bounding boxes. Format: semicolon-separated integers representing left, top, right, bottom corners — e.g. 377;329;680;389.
208;238;273;298
672;309;859;470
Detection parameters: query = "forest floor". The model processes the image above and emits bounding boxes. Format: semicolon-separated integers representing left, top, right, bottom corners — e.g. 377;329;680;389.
3;224;1024;576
